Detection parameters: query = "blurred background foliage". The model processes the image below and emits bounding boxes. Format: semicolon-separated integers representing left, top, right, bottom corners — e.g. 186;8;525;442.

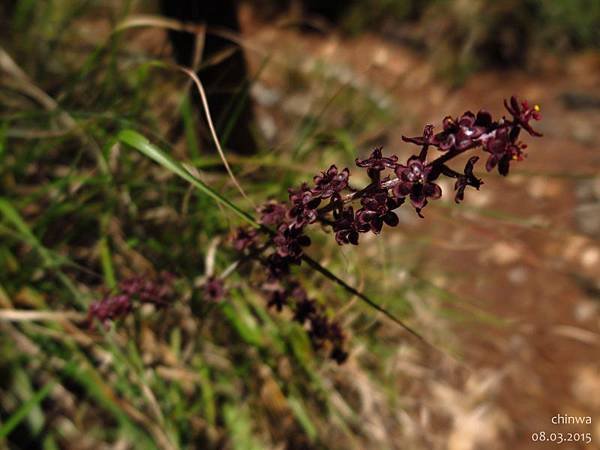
336;0;600;83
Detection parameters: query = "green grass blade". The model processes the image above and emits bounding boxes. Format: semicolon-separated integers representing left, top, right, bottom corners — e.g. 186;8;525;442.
0;122;6;163
180;96;201;160
0;380;54;439
287;396;317;441
0;198;80;301
99;236;116;290
117;129;257;227
0;198;52;265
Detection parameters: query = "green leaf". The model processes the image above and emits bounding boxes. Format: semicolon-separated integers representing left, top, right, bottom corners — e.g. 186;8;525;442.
117;129;257;227
287;396;317;441
0;380;54;439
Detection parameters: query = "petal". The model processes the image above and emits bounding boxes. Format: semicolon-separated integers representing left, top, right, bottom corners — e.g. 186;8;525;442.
510;96;520;113
424;182;442;199
391;184;404;199
402;135;425;146
439;134;456;151
475;110;492;127
485;155;498;172
410;191;427;209
442;116;455;131
371;217;383;234
458;112;475;127
397;181;413;197
383;211;399;227
298;235;311;247
465;156;480;174
498;156;510;176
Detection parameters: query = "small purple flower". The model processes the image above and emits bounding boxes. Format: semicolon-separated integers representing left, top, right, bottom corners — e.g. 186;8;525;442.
393;156;442;216
355;147;398;181
483;127;527;176
203;276;226;303
504;96;542;137
258;201;288;227
289;183;321;209
307;315;348;364
431;111;494;151
87;273;176;327
293;296;317;323
273;223;311;261
118;272;174;306
288;183;320;229
330;346;348;364
313;165;350;198
266;286;287;311
88;294;132;325
402;124;435;147
454;156;483;203
332;205;359;245
232;227;260;252
355;190;402;234
308;314;330;347
265;253;293;279
454;111;492;147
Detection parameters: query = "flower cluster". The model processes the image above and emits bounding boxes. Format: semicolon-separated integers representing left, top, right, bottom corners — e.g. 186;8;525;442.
231;97;541;363
263;281;347;363
87;272;175;326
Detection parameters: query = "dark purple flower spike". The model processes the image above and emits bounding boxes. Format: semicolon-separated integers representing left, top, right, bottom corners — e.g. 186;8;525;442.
229;97;541;364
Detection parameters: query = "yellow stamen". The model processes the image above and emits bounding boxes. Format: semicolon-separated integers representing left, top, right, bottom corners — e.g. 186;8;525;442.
534;104;540;112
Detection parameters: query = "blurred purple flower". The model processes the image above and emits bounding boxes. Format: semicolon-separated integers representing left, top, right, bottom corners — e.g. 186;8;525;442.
288;183;320;229
87;272;176;327
202;276;226;303
266;286;288;311
273;223;311;261
504;96;542;137
402;124;435;147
